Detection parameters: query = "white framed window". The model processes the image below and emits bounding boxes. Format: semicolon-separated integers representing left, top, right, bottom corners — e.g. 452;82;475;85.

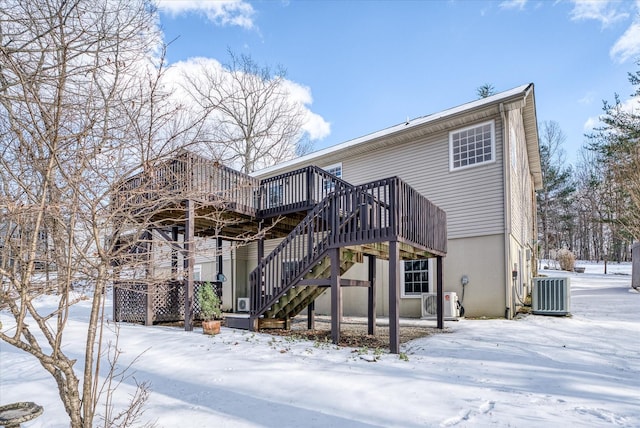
322;163;342;192
193;264;202;281
401;258;433;298
449;120;495;171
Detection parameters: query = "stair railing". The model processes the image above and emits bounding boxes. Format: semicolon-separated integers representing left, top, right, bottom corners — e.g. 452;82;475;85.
249;179;394;317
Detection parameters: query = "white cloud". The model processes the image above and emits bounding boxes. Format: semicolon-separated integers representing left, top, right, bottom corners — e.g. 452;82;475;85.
619;95;640;115
569;0;629;28
166;57;330;142
610;20;640;63
583;115;600;132
499;0;527;10
157;0;255;29
578;92;595;105
282;80;331;140
583;95;640;131
302;111;331;141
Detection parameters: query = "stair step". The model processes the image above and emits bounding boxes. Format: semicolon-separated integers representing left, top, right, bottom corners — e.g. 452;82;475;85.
225;314;251;330
264;251;361;320
258;318;290;329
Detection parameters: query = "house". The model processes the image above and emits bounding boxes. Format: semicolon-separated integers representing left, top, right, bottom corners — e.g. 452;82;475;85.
111;83;541;351
0;218;52;273
234;83;541;320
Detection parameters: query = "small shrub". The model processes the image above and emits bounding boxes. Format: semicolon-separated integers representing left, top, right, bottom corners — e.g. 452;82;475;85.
556;248;576;271
197;282;222;320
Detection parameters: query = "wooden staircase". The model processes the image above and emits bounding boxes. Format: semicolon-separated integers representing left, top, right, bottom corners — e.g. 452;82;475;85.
262;248;363;322
236;172;446;335
248;179;396;330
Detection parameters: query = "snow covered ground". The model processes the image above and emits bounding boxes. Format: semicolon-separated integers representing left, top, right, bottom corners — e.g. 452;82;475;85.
1;262;639;427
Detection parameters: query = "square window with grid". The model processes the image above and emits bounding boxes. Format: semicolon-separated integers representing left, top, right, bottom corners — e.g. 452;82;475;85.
450;121;494;170
403;259;430;296
323;163;342;192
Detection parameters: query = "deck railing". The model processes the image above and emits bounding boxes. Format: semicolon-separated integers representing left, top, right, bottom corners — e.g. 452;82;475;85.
257;166;354;218
112;153;260;216
249;176;447;317
395;180;448;254
112;156;354;219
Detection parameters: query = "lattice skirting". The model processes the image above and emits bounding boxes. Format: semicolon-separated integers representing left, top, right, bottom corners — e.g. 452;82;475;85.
113;280;222;324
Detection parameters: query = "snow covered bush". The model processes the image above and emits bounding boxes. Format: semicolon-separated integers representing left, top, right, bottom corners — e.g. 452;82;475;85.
556;248;576;271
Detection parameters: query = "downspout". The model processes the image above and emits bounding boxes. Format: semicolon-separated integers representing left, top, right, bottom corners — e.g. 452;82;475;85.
500;103;513;319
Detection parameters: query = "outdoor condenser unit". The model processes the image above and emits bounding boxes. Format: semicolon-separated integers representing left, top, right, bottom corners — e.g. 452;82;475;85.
421;292;459;320
237;297;250;312
532;277;570;316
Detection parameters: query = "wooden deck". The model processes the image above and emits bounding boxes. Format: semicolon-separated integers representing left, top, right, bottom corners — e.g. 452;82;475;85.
111;151;447;353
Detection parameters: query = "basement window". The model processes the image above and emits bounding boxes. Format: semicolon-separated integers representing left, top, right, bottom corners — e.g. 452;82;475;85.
401;259;432;297
449;120;495;171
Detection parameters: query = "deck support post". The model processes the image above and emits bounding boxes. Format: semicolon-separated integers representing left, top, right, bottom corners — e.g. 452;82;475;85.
330;248;341;345
217;237;223;278
257;238;264;263
437;255;444;330
307;300;315;330
144;229;153;326
389;240;400;354
367;254;377;335
112;232;123;322
171;226;179;279
184;199;195;332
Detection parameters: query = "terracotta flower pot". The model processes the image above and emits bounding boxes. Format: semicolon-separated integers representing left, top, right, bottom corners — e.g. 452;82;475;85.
202;320;221;335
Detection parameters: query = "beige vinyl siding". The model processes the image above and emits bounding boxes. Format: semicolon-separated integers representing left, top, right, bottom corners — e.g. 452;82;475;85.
508;108;535;247
341;115;505;239
244;238;283;260
311;234;506;318
150;232;232;274
243;86;539;319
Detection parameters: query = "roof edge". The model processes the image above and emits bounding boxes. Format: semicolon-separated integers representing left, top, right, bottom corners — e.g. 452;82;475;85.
253;83;534;177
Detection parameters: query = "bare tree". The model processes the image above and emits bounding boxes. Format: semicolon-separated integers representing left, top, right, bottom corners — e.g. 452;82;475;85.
183;51;308;173
0;1;164;426
0;3;286;426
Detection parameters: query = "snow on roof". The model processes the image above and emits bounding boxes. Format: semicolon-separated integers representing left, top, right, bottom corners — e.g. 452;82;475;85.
253;83;533;177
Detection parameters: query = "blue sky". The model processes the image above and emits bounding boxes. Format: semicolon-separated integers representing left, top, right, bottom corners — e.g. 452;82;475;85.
157;0;640;166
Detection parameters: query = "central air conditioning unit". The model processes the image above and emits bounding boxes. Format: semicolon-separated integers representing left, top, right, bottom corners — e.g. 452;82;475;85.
532;277;570;316
237;297;250;312
421;292;459;320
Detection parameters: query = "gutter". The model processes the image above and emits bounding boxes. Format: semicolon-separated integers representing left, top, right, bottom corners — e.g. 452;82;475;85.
500;102;513;319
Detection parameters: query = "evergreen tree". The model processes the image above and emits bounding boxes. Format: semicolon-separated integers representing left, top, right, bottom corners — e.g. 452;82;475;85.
536;121;576;260
476;83;496;98
587;61;640;244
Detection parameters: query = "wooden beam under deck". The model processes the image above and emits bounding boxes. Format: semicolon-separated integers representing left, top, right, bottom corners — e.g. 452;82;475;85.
133;205;305;240
296;278;371;287
343;241;438;261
